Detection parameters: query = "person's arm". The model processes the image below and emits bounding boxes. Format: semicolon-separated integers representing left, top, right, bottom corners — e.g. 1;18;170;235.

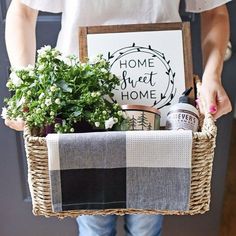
5;0;38;67
5;0;38;130
199;4;232;120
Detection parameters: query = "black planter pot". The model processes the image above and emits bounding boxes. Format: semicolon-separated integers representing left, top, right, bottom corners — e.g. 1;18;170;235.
73;120;99;133
43;118;105;136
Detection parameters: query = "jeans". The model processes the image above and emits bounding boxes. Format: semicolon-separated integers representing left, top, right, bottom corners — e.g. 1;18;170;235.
76;214;163;236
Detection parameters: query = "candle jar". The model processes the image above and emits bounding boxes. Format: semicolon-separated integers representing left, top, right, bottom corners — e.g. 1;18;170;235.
121;104;161;131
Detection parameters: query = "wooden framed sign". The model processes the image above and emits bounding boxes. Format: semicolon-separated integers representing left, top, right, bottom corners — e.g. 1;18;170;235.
79;23;194;126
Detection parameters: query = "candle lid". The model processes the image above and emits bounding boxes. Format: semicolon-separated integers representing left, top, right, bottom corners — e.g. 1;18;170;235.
121;104;160;115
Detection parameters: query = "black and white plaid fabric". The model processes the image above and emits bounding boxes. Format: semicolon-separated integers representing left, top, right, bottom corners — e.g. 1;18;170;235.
46;130;192;212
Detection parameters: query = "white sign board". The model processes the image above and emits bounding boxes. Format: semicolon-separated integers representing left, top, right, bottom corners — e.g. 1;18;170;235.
80;23;193;126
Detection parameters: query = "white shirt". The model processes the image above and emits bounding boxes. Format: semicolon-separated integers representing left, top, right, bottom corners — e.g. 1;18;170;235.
21;0;231;55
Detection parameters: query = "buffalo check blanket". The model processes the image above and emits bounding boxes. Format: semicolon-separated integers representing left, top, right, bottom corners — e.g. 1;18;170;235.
46;130;192;212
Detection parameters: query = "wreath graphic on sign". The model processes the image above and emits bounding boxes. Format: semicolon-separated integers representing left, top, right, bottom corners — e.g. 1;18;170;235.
108;43;177;109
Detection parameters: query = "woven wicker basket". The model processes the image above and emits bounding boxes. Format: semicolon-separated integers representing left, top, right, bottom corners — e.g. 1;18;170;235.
23;114;217;218
23;80;217;218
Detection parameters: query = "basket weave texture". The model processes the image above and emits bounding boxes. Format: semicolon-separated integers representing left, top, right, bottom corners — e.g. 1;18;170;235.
23;111;217;218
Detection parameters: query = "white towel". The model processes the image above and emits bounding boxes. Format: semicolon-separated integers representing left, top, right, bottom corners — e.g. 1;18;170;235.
46;130;192;212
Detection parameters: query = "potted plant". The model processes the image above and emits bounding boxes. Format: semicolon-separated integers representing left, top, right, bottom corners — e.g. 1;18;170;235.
2;46;126;136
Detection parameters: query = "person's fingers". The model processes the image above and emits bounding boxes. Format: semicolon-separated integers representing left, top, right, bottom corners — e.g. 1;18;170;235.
199;79;232;120
4;118;25;131
195;98;204;114
212;98;232;120
203;89;217;115
5;119;12;128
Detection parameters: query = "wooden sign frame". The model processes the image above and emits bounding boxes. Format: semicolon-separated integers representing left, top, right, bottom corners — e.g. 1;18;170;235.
79;23;194;126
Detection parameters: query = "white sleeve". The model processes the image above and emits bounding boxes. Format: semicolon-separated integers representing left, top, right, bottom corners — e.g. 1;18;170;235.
20;0;63;13
185;0;231;13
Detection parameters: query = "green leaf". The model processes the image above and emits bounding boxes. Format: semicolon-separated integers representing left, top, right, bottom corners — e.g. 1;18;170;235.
73;111;81;117
57;80;72;93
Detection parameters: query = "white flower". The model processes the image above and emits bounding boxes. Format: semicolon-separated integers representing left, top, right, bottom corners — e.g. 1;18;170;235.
89;55;101;64
95;122;100;127
39;93;45;100
91;91;101;98
113;117;118;123
99;59;107;66
68;54;78;61
105;117;116;129
37;45;51;56
38;64;44;71
6;81;12;88
64;57;73;66
16;97;26;107
55;123;60;128
51;49;60;57
109;74;114;80
55;98;60;104
91;92;97;97
117;110;123;116
10;72;23;87
57;54;78;66
50;111;55;116
44;45;51;50
45;98;52;106
26;64;34;71
57;55;71;65
102;111;107;115
8;101;14;107
29;70;34;77
50;85;57;92
101;68;107;73
21;96;26;104
1;107;8;120
70;128;75;132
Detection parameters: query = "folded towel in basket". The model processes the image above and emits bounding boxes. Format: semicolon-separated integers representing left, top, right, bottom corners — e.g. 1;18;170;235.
46;130;192;212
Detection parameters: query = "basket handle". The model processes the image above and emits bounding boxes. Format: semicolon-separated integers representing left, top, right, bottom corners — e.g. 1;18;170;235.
194;76;217;137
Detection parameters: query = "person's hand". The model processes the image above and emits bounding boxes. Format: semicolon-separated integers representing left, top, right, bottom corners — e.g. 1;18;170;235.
197;75;232;120
4;118;25;131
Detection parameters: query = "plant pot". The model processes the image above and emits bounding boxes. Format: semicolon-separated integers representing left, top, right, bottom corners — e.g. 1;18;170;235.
73;120;105;133
42;118;105;136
